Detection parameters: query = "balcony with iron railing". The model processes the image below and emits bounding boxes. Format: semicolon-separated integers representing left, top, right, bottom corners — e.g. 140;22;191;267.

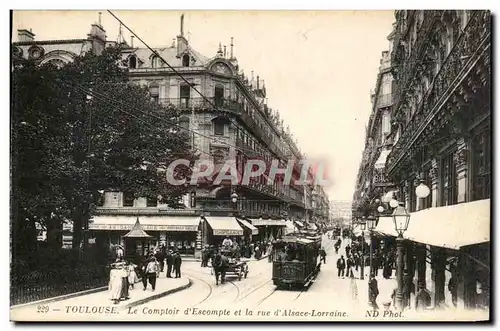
386;11;491;173
159;97;285;159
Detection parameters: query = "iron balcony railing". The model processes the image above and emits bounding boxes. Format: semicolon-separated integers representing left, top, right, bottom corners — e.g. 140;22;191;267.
387;11;491;173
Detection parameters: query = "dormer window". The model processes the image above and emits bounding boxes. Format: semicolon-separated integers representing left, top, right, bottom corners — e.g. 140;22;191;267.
129;55;137;69
151;55;161;68
182;54;190;67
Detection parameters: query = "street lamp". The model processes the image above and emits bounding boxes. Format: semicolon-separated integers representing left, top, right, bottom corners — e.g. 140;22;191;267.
366;215;377;278
392;203;411;312
359;220;366;280
415;174;431;199
231;192;238;215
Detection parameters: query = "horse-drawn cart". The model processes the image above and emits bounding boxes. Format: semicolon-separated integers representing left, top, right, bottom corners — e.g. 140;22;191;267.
211;247;249;281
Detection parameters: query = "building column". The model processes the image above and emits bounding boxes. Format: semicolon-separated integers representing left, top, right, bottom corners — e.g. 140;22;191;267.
454;138;468;203
457;249;478;309
416;244;427;289
431;247;446;308
429;159;439;207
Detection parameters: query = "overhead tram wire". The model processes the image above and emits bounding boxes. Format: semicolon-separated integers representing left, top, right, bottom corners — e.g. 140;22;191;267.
106;10;286;162
62;80;213;158
57;79;299;198
60;77;264;161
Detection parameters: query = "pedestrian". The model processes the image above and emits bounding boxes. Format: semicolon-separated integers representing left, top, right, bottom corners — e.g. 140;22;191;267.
448;273;458;307
201;246;208;267
219;252;229;284
368;274;379;309
336;255;345;278
144;257;158;291
415;283;431;311
120;262;130;300
345;244;351;257
345;255;353;278
155;248;165;273
108;263;123;305
116;245;124;260
128;262;139;289
166;250;174;278
319;247;327;264
174;251;182;278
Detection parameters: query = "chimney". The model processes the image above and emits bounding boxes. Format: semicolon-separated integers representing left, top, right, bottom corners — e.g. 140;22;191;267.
257;75;260;89
18;29;35;42
131;36;134;47
177;14;188;56
230;37;234;58
223;45;227;58
88;20;106;55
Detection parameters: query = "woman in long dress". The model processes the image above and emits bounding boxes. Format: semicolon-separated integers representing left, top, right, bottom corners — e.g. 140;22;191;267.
109;263;123;304
120;263;130;300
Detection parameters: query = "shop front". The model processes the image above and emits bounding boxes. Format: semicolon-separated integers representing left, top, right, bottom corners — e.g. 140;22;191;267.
89;215;201;257
373;199;490;311
202;216;245;247
248;218;286;243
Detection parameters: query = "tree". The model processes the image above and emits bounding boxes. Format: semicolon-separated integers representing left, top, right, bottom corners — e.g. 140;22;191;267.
11;47;198;258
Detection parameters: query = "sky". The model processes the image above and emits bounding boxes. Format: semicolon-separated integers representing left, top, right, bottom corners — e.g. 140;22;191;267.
12;10;395;202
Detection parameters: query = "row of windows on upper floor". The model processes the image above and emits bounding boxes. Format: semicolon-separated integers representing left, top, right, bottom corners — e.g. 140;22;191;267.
398;125;490;212
150;84;289;159
128;54;192;69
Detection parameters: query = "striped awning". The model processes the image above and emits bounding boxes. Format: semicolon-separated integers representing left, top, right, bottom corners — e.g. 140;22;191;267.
204;217;244;236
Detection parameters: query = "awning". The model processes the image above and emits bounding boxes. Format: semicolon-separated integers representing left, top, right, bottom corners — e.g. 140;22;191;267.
404;199;490;250
294;220;305;228
250;219;286;227
284;220;296;234
237;218;258;235
89;215;200;232
374;199;490;250
204;217;244;236
374;216;399;237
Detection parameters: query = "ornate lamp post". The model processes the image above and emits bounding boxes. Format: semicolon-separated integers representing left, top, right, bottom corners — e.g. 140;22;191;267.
359;219;366;280
366;215;377;277
392;203;411;311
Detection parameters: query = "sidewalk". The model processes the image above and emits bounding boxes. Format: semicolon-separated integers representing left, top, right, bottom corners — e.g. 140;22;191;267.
10;276;191;321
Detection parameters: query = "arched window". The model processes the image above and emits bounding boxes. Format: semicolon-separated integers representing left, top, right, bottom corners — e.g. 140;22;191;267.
182;54;190;67
151;56;161;68
129;55;137;69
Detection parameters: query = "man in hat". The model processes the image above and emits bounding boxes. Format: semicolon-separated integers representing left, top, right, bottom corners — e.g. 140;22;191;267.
166;249;174;278
173;251;182;278
144;256;158;291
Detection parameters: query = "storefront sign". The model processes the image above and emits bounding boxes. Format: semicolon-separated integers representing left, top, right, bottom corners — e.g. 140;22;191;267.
89;224;198;232
251;220;286;227
213;229;243;236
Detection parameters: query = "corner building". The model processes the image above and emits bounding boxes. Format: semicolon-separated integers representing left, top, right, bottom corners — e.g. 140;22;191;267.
12;15;322;258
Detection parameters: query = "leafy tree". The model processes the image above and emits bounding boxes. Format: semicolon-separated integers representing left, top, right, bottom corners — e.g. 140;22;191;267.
12;47;198;259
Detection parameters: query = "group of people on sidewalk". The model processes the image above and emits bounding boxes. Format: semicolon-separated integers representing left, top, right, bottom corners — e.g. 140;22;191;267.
108;247;183;304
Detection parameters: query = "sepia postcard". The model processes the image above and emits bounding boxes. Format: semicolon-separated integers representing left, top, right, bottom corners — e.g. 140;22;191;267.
9;9;491;322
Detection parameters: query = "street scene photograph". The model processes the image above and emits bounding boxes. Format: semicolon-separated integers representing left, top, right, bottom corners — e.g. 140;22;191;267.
9;9;491;322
